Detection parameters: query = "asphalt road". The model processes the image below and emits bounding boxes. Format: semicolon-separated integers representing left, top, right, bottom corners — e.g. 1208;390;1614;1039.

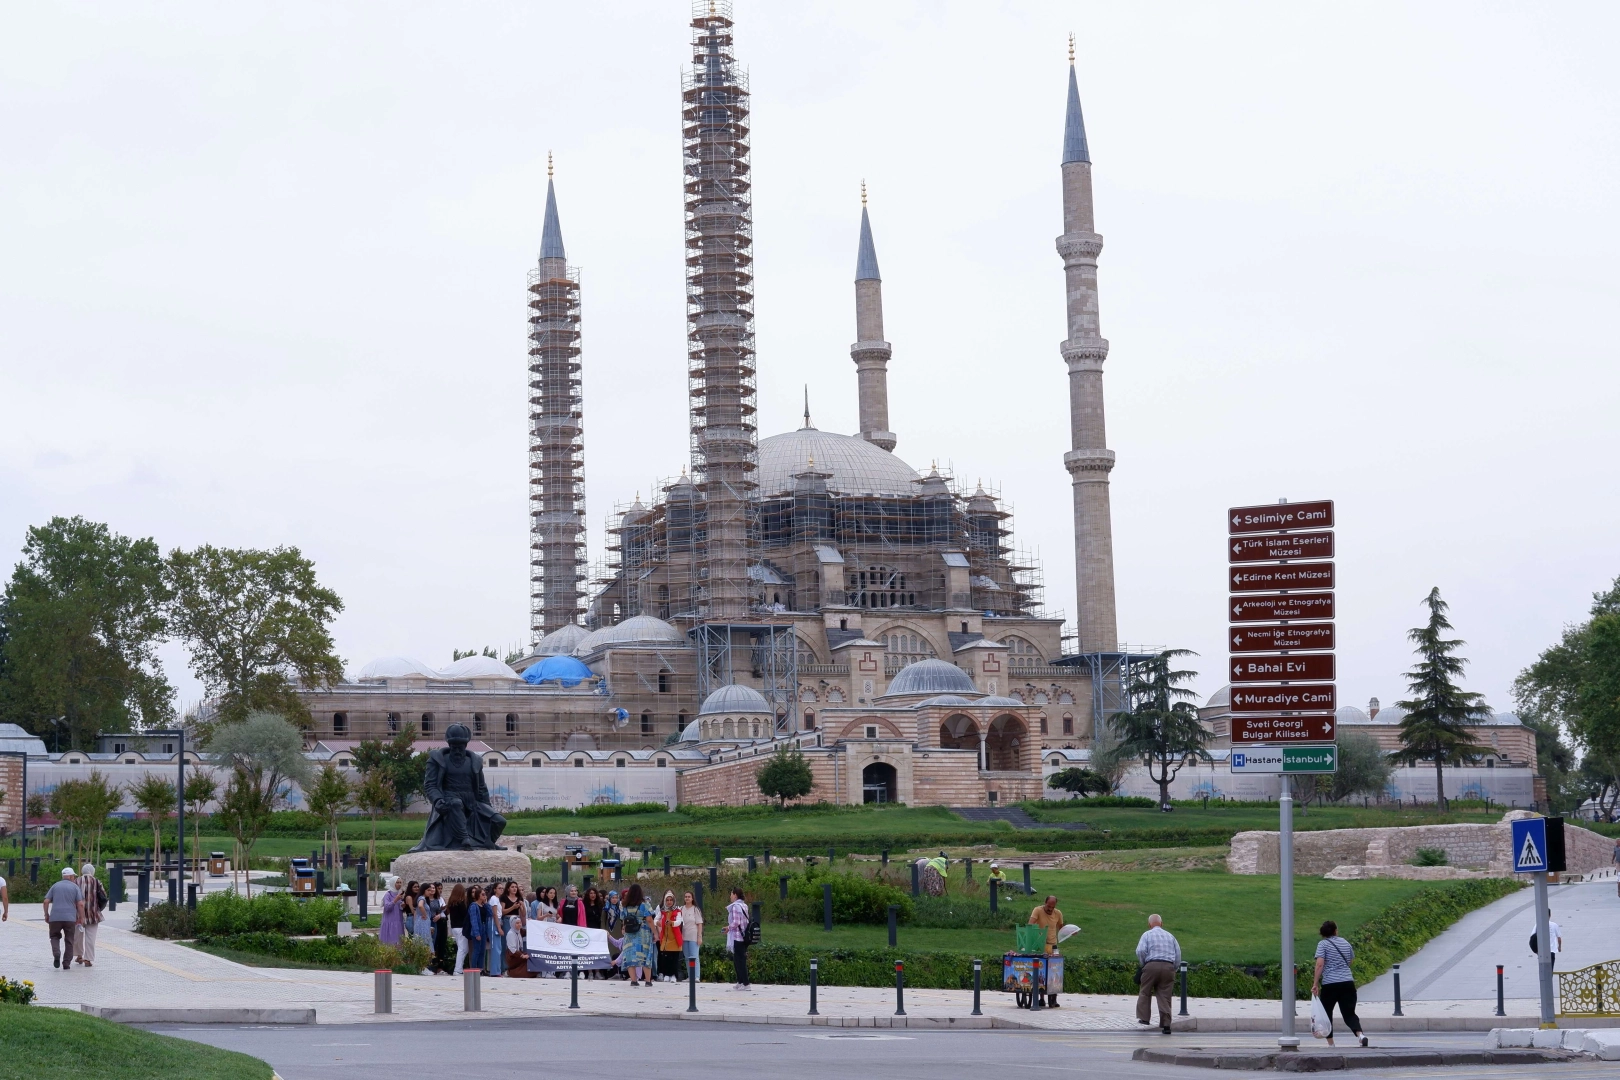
146;1018;1613;1080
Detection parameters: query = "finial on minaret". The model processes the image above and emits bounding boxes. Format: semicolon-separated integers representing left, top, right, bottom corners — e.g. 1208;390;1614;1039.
802;385;814;429
539;159;566;261
861;179;867;207
1068;32;1075;64
547;150;554;179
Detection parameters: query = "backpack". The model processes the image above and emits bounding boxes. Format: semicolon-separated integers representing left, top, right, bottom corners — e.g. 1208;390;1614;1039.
1528;933;1537;955
624;911;641;934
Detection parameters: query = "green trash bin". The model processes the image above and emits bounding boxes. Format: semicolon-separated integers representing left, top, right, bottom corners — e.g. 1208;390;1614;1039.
1015;924;1047;954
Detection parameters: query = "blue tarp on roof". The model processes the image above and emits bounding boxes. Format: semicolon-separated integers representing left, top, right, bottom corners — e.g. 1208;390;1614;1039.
523;654;593;687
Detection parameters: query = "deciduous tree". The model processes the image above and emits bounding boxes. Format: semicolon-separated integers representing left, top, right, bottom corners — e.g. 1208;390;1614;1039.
207;712;314;894
1109;650;1211;810
756;746;814;807
0;516;172;747
352;770;395;871
1046;767;1112;798
128;773;177;867
352;725;426;811
166;545;343;729
183;771;220;881
304;762;352;863
1393;588;1491;811
1329;730;1395;802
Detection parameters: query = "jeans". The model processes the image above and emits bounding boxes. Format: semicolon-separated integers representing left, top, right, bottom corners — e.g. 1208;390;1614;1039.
682;939;701;980
1318;980;1362;1035
49;921;77;965
452;928;468;974
731;940;750;986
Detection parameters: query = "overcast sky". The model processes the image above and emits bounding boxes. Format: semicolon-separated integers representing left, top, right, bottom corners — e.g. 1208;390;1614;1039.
3;2;1617;718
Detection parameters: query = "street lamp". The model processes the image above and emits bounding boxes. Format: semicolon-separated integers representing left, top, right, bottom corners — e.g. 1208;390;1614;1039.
141;728;187;881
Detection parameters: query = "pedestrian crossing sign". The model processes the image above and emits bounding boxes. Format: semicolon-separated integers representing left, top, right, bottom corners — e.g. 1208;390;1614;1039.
1510;817;1549;873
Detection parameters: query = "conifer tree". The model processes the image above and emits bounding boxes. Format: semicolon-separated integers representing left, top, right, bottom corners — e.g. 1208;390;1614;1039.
1393;588;1490;811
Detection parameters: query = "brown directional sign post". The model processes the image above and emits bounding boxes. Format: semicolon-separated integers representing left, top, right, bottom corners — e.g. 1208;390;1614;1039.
1230;654;1336;683
1229;531;1335;563
1232;715;1338;745
1230;592;1335;623
1230;623;1335;652
1229;501;1334;534
1230;684;1337;713
1230;563;1335;593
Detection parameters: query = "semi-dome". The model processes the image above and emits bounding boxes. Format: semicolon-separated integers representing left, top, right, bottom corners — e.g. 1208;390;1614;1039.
533;623;589;656
698;683;772;716
886;658;976;697
757;427;921;498
575;614;685;655
438;655;521;680
358;656;439;680
523;654;595;687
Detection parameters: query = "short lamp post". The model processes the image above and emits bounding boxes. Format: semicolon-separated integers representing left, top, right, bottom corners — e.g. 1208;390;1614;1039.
143;728;188;883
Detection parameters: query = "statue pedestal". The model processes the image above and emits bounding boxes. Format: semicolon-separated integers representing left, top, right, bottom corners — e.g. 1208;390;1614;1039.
387;849;533;894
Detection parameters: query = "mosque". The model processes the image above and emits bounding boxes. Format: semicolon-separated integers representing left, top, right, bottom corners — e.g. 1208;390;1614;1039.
298;3;1134;809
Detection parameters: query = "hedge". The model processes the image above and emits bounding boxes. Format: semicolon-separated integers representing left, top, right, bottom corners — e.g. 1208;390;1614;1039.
134;891;346;940
189;932;433;974
1343;877;1521;985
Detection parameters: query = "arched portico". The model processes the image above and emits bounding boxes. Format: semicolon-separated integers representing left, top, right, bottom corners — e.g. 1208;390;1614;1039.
985;714;1028;772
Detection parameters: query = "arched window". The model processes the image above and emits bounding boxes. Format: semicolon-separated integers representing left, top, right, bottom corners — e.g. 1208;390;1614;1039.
1062;714;1074;735
641;711;653;734
473;713;486;736
879;631;936;665
506;713;518;735
658;671;670;693
387;712;400;734
1003;636;1043;670
803;709;816;731
846;565;916;608
332;712;347;736
1038;716;1048;735
421;713;434;736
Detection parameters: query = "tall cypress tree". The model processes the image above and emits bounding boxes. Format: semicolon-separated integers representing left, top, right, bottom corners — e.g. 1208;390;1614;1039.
1393;588;1490;811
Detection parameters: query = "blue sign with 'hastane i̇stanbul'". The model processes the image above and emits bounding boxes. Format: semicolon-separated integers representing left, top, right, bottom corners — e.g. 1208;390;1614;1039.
1510;816;1548;874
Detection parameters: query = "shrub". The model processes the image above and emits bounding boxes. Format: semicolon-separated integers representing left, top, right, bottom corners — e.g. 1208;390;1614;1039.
908;895;1016;930
1346;878;1521;983
132;902;195;940
0;975;37;1005
1411;847;1449;867
784;869;912;925
193;932;433;974
572;802;671;818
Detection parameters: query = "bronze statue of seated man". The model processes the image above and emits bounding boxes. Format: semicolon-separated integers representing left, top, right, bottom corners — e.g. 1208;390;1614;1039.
408;722;507;852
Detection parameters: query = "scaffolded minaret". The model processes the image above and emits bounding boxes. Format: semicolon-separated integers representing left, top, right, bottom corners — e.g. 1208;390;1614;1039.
852;183;897;452
682;0;758;620
527;155;588;640
1057;38;1119;653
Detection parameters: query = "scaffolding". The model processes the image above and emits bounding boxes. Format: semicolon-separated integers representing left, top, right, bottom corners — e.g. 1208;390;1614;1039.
683;0;758;622
693;622;800;734
527;252;587;641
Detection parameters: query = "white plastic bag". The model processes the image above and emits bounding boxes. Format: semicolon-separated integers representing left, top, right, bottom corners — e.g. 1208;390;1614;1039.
1310;995;1332;1039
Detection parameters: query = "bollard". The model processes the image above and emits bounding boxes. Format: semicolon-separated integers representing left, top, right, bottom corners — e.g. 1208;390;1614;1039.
828;845;835;864
887;904;898;948
570;961;580;1009
316;869;326;894
31;858;40;884
687;956;698;1013
187;882;198;911
823;883;833;931
1023;862;1032;895
989;878;998;914
374;969;393;1014
709;865;718;892
911;862;920;897
110;863;124;908
643;849;649;866
664;855;671;875
894;960;906;1016
1179;961;1189;1017
750;901;762;940
882;849;889;867
714;846;722;866
356;861;368;920
809;958;819;1015
972;958;983;1016
1392;964;1403;1016
779;875;789;901
764;848;770;867
1496;965;1505;1017
965;857;973;882
168;875;178;906
561;860;569;886
748;855;757;873
463;969;482;1012
137;869;150;912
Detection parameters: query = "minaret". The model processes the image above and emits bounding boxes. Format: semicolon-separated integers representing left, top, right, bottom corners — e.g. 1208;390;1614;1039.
1057;37;1119;653
852;182;897;452
682;0;758;621
527;153;588;639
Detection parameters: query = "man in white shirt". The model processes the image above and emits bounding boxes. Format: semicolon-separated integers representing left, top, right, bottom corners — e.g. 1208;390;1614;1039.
1547;911;1562;970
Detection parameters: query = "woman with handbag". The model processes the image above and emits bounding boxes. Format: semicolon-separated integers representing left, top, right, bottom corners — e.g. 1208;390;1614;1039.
725;887;752;991
617;883;656;987
1311;920;1368;1047
75;863;106;966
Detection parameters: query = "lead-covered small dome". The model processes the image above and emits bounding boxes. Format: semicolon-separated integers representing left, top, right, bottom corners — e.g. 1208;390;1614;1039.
438;655;522;680
533;623;589;656
358;656;439;680
974;695;1027;708
575;614;684;655
698;683;772;716
886;658;976;697
915;694;979;708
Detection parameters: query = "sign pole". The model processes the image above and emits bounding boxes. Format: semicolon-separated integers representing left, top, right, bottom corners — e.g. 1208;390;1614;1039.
1279;789;1297;1049
1533;871;1554;1027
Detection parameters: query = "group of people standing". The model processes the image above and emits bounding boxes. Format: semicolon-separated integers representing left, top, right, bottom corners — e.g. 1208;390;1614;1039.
379;878;755;989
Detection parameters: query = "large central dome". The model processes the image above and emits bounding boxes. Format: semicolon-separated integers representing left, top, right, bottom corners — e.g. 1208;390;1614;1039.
757;427;921;498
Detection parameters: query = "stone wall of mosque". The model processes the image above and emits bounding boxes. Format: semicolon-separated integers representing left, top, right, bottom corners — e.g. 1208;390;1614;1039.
674;746;840;808
1227;816;1617;876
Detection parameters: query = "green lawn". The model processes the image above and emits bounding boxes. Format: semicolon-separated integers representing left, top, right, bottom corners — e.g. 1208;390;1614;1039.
0;1004;273;1079
1024;803;1504;832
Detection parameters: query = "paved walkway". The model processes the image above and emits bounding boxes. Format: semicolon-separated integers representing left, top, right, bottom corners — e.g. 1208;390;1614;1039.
1361;872;1620;1002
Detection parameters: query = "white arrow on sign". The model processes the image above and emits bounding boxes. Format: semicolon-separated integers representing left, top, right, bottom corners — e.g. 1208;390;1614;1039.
1232;514;1242;528
1232;603;1242;617
1232;541;1243;555
1232;633;1244;648
1324;721;1333;736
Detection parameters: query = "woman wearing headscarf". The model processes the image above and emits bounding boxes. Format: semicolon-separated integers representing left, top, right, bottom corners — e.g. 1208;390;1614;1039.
501;881;532;977
655;890;684;982
75;863;106;966
380;878;405;946
559;884;587;927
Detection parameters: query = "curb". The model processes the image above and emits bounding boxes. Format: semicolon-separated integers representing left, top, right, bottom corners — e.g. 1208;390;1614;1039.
1183;1015;1620;1033
1132;1046;1575;1071
85;1006;317;1025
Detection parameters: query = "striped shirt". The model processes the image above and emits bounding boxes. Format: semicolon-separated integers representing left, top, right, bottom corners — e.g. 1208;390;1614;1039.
1315;937;1354;984
1135;926;1182;965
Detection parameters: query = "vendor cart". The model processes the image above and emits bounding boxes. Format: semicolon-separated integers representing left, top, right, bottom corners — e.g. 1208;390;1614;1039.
1002;952;1064;1009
